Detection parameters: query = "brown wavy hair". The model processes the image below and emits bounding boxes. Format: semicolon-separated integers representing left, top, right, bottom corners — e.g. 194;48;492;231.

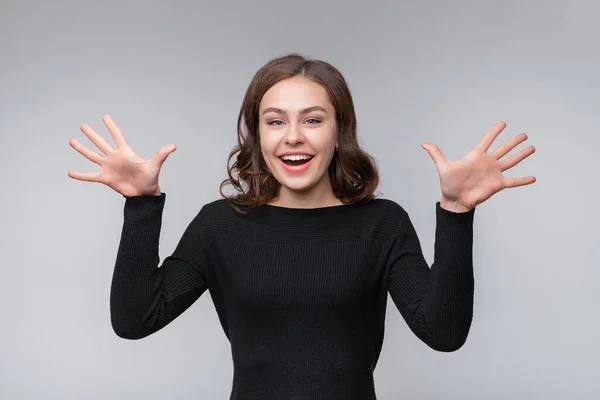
220;53;379;213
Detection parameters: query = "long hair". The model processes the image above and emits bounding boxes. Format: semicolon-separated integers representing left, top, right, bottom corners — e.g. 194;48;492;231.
220;53;379;213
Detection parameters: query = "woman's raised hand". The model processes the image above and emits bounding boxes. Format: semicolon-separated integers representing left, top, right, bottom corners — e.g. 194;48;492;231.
422;121;536;212
68;115;176;197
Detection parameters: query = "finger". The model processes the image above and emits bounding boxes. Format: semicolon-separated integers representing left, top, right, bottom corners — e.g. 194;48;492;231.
69;138;104;165
476;121;507;153
421;142;447;168
503;175;536;188
67;170;100;182
500;145;535;172
151;144;177;169
102;114;129;149
80;123;114;155
491;133;528;160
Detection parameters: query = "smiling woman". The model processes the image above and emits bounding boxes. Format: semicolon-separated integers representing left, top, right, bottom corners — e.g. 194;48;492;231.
219;54;379;211
68;52;536;399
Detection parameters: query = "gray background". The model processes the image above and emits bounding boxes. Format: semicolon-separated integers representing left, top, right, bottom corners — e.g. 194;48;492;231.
1;0;598;399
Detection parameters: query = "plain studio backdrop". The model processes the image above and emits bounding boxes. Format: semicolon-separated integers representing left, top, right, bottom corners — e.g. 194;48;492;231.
1;0;598;399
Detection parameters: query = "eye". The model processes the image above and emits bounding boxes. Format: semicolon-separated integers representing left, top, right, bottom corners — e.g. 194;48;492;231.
305;118;321;125
267;120;284;126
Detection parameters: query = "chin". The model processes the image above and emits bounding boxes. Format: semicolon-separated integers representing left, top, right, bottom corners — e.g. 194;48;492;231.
269;159;330;195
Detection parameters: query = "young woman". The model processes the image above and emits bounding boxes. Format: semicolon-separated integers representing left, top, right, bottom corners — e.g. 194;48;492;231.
68;54;536;399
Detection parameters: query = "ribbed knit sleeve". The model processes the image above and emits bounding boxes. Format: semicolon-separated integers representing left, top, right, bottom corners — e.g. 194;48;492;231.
388;202;475;352
109;193;209;340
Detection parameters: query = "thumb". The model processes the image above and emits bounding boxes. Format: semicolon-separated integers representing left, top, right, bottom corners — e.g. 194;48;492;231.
421;142;446;167
152;144;177;168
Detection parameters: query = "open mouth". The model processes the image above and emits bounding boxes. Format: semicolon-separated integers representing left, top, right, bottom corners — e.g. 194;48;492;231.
279;155;314;166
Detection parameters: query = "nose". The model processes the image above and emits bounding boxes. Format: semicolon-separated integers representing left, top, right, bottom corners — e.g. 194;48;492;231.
284;123;305;146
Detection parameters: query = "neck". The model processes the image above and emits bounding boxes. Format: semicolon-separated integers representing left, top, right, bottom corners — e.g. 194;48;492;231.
269;181;343;209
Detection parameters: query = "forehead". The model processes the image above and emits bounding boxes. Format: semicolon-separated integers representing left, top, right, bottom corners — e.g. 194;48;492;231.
259;76;333;112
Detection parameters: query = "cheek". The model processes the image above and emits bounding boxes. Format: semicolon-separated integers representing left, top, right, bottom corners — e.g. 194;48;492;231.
259;127;279;150
258;133;272;156
259;137;278;170
312;130;337;153
261;146;277;165
321;150;336;169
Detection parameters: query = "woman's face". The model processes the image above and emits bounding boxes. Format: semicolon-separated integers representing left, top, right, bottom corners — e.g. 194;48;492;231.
259;76;338;202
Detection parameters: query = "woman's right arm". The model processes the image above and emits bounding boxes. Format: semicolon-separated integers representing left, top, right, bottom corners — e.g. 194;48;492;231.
110;193;209;339
67;115;207;339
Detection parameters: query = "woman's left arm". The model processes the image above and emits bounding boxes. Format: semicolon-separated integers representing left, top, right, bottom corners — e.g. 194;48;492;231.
388;204;475;352
388;121;536;352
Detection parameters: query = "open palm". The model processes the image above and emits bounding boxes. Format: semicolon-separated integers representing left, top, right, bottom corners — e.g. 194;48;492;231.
68;115;176;197
422;121;536;212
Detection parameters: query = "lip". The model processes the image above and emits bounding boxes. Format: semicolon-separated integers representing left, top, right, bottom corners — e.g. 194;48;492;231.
278;155;314;173
277;152;315;157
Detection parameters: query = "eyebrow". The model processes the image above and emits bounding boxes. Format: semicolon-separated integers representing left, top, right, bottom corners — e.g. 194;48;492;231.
262;106;328;115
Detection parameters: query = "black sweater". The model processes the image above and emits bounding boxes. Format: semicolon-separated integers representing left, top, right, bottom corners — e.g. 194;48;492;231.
110;193;475;399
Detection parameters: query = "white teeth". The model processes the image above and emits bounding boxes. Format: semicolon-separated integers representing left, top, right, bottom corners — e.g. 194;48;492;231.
281;155;312;161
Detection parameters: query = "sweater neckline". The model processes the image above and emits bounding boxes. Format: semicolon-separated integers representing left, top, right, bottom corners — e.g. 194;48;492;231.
253;202;366;224
262;203;351;211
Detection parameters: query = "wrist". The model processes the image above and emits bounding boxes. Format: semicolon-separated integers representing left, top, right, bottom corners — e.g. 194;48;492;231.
440;197;471;213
